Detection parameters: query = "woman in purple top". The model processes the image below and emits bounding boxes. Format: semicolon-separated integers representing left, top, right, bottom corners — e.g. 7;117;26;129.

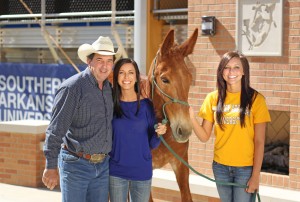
109;58;166;202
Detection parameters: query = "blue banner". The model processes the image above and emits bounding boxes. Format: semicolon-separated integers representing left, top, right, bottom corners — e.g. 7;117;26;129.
0;63;85;121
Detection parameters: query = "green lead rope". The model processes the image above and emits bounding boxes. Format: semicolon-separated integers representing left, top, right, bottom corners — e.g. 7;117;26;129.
158;135;261;202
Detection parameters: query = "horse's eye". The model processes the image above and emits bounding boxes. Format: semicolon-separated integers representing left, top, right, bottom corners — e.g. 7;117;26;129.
161;77;169;83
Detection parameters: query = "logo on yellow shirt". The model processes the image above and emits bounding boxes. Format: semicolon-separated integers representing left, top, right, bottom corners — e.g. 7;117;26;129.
213;104;250;125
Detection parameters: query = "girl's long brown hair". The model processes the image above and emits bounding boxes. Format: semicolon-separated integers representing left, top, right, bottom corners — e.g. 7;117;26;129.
216;51;257;129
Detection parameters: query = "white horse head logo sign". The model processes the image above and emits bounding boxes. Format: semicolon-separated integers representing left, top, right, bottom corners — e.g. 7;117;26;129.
237;0;283;56
242;2;276;50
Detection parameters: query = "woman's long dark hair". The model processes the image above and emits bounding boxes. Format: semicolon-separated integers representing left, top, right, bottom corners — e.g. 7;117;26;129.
216;51;257;129
113;58;141;118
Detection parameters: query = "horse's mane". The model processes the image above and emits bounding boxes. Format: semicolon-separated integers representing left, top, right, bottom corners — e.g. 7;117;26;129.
140;74;151;99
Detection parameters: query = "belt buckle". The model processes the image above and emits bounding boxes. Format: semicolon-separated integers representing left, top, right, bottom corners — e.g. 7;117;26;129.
90;154;105;163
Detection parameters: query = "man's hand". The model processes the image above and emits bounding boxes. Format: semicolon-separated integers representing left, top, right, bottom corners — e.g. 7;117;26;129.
42;169;59;190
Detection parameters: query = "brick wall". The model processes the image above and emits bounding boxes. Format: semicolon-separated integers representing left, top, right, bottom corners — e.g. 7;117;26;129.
187;0;300;191
0;121;48;188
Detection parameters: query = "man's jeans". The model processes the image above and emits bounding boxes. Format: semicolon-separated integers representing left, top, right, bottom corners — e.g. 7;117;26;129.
213;161;255;202
58;149;109;202
109;175;151;202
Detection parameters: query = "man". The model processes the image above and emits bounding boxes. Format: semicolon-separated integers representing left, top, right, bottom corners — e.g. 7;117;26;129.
42;36;119;202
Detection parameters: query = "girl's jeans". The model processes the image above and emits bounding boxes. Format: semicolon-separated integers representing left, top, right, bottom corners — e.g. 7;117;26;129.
213;161;255;202
109;175;151;202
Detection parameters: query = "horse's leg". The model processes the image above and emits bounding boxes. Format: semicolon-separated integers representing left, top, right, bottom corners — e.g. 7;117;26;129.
149;143;171;202
170;148;193;202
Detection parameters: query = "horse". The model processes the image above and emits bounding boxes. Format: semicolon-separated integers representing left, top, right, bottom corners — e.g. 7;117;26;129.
145;28;198;202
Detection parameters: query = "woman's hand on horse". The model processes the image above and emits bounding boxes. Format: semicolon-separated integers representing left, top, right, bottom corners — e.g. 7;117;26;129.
155;123;167;136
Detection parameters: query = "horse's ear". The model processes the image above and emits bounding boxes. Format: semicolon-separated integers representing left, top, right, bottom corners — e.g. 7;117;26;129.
160;29;175;56
179;28;198;57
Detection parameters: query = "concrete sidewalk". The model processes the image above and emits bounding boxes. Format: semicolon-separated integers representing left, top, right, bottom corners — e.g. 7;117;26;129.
0;183;171;202
0;183;61;202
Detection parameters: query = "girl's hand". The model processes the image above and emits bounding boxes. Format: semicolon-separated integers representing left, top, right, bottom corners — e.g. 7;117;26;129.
155;123;167;136
246;175;259;194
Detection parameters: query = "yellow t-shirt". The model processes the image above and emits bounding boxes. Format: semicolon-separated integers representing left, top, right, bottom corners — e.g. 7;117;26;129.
198;90;271;166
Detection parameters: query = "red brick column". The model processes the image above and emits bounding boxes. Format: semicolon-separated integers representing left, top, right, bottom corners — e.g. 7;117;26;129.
0;120;49;188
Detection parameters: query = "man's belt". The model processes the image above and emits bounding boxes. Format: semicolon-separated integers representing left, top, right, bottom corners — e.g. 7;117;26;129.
63;145;107;163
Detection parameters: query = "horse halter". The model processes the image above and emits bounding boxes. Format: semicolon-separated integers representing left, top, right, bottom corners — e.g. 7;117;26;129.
151;52;190;126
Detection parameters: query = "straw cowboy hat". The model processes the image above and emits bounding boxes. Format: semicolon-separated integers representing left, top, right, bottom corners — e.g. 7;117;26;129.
77;36;120;64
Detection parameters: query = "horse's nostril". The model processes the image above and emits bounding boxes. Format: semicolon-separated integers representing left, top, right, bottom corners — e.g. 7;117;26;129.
177;127;183;136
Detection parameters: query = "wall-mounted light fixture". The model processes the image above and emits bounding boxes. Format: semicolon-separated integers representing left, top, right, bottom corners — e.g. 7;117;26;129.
201;16;216;36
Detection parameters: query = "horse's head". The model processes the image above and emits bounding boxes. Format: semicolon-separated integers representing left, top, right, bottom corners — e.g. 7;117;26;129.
149;28;198;143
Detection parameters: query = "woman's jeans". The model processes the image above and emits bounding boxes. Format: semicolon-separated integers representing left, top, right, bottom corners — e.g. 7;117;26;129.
109;175;152;202
58;149;109;202
213;161;255;202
